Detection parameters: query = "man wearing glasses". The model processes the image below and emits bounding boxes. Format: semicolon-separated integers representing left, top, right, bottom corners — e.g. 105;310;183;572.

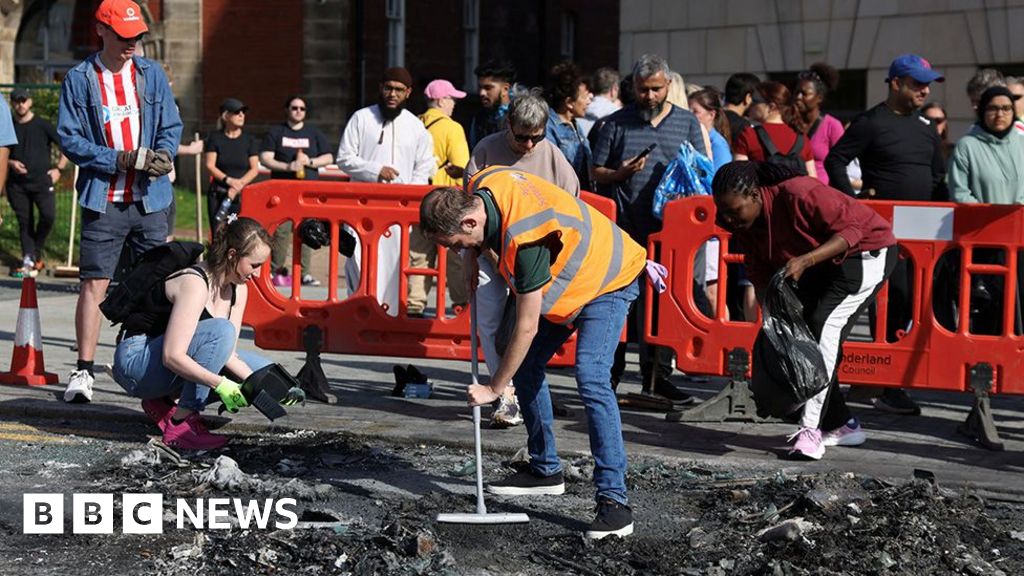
57;0;182;404
464;92;579;428
260;95;333;287
7;88;68;278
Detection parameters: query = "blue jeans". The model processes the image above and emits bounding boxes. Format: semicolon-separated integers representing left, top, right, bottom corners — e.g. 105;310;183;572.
515;280;639;505
113;318;271;412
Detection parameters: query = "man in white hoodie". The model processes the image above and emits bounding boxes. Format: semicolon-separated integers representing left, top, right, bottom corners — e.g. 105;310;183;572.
336;67;436;313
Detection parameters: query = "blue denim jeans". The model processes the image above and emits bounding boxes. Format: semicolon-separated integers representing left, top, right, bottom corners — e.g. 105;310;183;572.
515;279;639;505
113;318;271;412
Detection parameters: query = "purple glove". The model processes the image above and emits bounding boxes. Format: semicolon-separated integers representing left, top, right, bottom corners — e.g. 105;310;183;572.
645;260;668;293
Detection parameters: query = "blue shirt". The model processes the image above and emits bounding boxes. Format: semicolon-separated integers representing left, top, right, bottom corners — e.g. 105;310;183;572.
592;104;707;241
545;108;592;190
709;128;732;173
0;98;16;147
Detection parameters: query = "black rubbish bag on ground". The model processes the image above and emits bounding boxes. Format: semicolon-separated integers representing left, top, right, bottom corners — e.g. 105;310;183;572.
750;270;830;418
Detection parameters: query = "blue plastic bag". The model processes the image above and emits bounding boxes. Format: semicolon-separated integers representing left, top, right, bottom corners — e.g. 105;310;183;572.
652;141;715;219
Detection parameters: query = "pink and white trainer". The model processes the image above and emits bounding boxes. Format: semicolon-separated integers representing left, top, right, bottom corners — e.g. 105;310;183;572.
823;419;867;447
787;427;825;460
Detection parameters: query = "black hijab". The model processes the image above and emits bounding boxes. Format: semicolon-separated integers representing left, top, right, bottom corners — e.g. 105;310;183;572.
977;85;1020;139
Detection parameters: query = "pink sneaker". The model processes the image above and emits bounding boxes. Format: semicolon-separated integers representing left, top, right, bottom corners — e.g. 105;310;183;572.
823;419;867;447
787;427;825;460
141;398;176;432
272;273;291;287
163;413;228;450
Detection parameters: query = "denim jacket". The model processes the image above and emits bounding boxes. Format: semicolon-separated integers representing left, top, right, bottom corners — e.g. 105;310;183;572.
58;54;182;214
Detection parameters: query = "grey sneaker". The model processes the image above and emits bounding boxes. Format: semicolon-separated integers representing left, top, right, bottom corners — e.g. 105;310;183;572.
301;274;321;287
491;393;524;428
63;369;94;403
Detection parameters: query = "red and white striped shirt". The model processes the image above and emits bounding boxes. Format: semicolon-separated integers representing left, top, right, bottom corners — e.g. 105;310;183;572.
94;59;142;203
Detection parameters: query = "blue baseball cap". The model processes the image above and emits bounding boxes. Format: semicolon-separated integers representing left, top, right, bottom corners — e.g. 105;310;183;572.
886;54;944;84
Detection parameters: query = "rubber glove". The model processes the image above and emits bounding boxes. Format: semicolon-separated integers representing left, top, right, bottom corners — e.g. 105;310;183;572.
645;260;668;293
214;377;248;412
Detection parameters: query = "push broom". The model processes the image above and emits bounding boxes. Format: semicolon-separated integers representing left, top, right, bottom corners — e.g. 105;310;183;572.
437;292;529;525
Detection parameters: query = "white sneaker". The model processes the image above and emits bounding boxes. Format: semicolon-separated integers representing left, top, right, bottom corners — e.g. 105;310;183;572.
63;369;95;403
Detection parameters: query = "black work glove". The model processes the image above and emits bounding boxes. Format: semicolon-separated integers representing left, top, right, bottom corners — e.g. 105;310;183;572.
300;220;357;258
300;220;329;249
147;149;174;176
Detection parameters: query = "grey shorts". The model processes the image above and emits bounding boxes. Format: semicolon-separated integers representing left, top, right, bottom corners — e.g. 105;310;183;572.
80;202;168;279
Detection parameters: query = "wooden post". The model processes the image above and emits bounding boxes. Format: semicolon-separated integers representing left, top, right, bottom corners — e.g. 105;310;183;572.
55;165;80;277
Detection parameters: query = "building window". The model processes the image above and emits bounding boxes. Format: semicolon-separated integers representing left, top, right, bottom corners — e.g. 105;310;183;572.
560;11;576;61
386;0;405;67
463;0;480;91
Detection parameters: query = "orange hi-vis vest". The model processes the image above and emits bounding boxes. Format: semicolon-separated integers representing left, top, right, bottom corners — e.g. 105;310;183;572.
467;166;646;324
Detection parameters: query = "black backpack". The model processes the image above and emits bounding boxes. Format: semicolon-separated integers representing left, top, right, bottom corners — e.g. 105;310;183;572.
100;241;205;325
753;125;808;175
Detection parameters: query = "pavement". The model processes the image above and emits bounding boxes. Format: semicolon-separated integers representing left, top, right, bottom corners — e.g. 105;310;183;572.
0;275;1022;498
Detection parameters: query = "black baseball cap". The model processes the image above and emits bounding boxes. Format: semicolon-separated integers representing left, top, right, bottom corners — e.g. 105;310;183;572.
220;97;248;113
10;88;30;101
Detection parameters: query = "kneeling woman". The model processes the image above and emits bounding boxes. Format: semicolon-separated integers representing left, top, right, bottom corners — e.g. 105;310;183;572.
712;161;897;460
113;217;273;450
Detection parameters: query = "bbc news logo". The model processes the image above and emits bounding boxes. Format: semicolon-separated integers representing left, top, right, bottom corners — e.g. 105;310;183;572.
23;494;298;534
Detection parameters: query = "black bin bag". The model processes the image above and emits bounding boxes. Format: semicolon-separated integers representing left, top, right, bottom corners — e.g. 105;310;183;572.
750;270;830;418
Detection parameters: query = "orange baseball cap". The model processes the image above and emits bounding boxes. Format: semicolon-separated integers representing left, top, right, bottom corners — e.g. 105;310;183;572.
96;0;149;38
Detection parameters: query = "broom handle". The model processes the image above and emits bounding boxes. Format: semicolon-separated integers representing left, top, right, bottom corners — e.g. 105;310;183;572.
470;292;487;515
194;132;202;242
66;166;79;267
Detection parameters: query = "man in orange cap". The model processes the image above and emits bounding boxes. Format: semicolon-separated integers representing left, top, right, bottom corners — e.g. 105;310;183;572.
57;0;183;406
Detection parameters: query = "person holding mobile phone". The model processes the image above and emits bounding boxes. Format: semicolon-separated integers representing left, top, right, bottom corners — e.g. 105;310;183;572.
591;53;708;404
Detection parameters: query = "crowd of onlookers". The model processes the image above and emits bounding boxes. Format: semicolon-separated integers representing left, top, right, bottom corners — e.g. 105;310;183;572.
3;32;1022;422
4;1;1019;536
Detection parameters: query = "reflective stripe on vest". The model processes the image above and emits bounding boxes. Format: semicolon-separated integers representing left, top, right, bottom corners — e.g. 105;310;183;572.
467;166;644;323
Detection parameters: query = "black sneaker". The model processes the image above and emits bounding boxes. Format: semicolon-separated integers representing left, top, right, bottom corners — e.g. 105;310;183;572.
647;378;695;405
586;498;634;540
874;388;921;416
487;468;565;496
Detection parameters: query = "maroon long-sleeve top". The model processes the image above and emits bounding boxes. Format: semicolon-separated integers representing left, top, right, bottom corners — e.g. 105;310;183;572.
731;176;897;291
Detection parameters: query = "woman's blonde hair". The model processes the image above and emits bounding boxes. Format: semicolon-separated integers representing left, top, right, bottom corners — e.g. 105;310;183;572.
666;71;689;110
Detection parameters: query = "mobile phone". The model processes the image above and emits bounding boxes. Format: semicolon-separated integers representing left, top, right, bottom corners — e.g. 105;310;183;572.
631;143;658;164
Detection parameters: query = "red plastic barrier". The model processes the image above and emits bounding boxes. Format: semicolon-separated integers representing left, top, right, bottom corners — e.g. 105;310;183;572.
647;196;1024;396
240;180;616;366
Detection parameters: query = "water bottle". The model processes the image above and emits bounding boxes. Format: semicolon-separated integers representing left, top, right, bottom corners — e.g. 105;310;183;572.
214;196;234;223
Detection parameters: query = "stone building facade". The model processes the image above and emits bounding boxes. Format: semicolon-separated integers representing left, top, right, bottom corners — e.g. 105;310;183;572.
619;0;1024;137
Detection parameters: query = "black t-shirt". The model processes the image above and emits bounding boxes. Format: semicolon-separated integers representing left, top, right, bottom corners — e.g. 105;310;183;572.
10;116;60;189
724;109;749;148
824;103;947;201
206;130;258;180
260;123;331;180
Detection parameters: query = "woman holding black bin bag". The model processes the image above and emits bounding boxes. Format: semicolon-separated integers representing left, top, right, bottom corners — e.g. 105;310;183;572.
711;161;897;461
205;98;260;232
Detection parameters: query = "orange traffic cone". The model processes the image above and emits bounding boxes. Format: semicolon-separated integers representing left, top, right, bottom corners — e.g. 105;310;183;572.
0;278;58;386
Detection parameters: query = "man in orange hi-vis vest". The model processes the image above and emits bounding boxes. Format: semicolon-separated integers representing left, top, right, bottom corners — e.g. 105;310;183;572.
420;166;660;540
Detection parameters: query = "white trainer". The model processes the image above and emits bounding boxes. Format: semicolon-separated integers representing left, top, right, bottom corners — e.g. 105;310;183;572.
63;369;95;403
